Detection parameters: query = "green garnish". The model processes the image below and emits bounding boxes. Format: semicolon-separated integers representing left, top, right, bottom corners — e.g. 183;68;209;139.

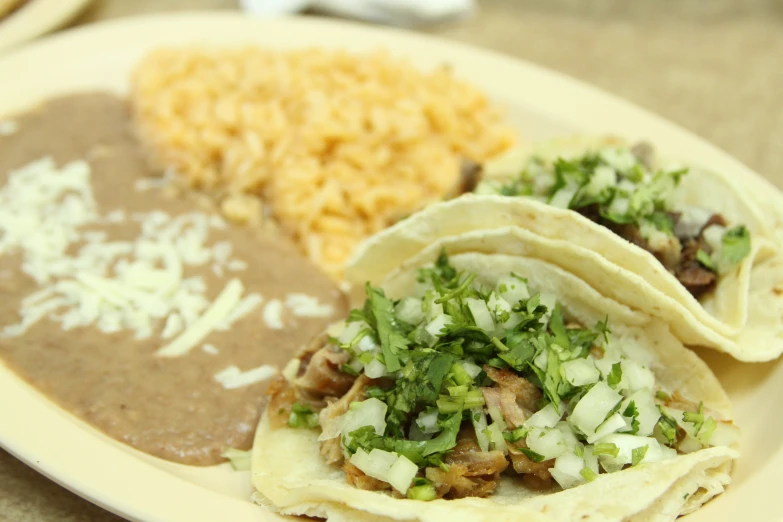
593;443;620;457
519;448;546;463
655;390;671;401
580;467;598;482
340;364;360;376
491;148;687;231
696;249;715;270
407;481;437;501
721;225;751;267
288;403;319;429
683;402;705;433
623;400;640;435
503;426;527;443
656;407;679;445
607;362;623;389
631;445;649;466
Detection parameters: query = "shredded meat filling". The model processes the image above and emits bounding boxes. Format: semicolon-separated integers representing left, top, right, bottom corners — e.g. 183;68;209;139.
426;427;508;499
576;201;726;298
319;375;372;465
293;333;354;398
484;366;542;414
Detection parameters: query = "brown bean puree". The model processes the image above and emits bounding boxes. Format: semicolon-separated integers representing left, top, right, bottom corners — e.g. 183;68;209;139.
0;94;347;466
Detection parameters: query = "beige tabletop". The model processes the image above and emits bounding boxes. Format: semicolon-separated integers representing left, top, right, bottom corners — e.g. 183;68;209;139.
1;0;782;520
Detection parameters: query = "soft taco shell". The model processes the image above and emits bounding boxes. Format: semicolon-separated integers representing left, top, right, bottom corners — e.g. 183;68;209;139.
252;250;738;522
345;138;783;362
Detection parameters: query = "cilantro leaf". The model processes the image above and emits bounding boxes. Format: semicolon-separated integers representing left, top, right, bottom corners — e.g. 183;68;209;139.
696;249;715;271
721;226;751;267
656;407;678;446
631;445;649;466
519;448;546;463
607;362;623;388
366;284;409;372
623;400;640;434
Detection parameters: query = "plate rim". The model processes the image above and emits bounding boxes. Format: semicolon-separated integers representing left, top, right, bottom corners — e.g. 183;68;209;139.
0;11;781;522
0;0;95;53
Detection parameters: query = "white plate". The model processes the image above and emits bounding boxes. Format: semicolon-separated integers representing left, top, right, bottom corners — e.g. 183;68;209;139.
0;0;94;53
0;12;781;522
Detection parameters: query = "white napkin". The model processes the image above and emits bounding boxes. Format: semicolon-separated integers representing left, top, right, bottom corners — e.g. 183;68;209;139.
239;0;475;27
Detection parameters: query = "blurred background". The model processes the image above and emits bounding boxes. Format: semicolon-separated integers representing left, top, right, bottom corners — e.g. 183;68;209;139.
0;0;782;520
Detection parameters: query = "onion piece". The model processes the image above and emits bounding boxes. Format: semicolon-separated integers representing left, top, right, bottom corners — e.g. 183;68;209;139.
349;448;397;483
395;297;424;325
425;314;453;337
496;275;529;306
340;398;387;445
471;407;490;452
525;403;562;429
621;360;655;391
387;455;418;494
709;422;741;447
587;413;627;443
569;381;623;439
561;358;600;386
466;297;495;333
551;452;587;489
526;427;568;460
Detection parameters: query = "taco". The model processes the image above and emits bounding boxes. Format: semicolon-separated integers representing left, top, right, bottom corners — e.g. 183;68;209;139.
251;248;739;522
346;136;783;362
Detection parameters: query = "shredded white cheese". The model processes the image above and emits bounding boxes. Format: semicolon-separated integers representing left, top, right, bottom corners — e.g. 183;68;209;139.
0;158;255;354
216;293;264;331
285;293;334;318
0;120;18;136
202;343;219;355
214;364;278;389
156;279;245;357
262;299;284;329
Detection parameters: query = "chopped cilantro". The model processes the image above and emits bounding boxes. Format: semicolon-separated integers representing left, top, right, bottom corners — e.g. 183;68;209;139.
607;362;623;388
519;448;546;463
696;249;715;271
340;364;360;376
655;390;671;401
623;400;640;434
287;403;319;429
580;467;598;482
683;402;705;434
631;445;649;466
656;407;678;445
593;443;620;457
721;226;751;267
366;284;409;372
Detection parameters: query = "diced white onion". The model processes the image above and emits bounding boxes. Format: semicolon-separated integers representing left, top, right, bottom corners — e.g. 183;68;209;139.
350;448;396;482
357;334;378;352
364;357;388;379
395;297;424;325
487;292;512;317
595;434;664;472
555;421;581;450
703;225;726;253
561;358;600;387
387;455;418;494
461;360;482;379
424;293;443;321
466;297;495;333
583;165;616;196
416;410;441;434
675;206;713;238
471;408;490;452
569;381;623;438
551;452;587;489
608;196;629;216
425;313;453;337
486;422;508;454
550;184;579;208
497;275;529;306
587;413;627;443
599;147;637;175
534;348;548;371
526;427;568;460
340;398;387;445
525;403;561;429
583;445;599;474
338;320;369;345
620;389;661;437
621;360;655;392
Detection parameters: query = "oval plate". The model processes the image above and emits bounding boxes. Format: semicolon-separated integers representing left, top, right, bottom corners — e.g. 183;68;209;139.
0;12;781;522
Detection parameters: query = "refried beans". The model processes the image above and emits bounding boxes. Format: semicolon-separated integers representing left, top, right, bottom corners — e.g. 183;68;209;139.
0;93;348;466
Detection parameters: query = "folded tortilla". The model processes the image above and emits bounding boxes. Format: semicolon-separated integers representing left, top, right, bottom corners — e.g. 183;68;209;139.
252;247;738;521
346;137;783;362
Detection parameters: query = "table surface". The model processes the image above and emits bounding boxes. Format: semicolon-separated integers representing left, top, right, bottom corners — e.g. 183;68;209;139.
1;0;782;520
